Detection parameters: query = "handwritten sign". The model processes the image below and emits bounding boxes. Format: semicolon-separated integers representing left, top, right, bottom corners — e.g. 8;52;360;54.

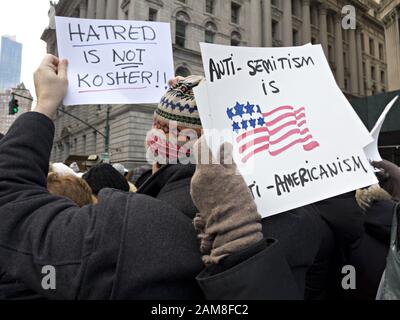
364;96;399;163
195;43;378;217
55;17;174;105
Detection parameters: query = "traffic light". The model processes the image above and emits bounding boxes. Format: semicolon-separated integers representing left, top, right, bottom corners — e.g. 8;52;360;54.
8;94;19;115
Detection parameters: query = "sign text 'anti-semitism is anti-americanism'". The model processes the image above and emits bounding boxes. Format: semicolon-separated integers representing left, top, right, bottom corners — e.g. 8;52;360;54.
195;43;378;217
55;17;174;105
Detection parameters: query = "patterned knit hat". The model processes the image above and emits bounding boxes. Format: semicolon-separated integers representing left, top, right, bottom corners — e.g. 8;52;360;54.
154;75;204;129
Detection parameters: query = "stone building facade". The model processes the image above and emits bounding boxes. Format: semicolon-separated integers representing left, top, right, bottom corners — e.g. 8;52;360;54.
379;0;400;92
0;84;32;135
42;0;389;168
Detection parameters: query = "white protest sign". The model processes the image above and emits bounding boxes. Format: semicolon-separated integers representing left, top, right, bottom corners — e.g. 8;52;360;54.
55;17;174;105
364;96;399;162
196;43;377;217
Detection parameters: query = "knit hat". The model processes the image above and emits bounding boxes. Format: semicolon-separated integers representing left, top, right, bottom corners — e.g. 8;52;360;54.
83;163;129;195
154;75;204;129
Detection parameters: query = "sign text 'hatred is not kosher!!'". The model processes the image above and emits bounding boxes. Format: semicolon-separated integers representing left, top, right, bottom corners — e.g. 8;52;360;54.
55;17;174;105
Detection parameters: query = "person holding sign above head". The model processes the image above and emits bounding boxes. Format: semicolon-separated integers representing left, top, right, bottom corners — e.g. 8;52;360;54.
0;54;301;300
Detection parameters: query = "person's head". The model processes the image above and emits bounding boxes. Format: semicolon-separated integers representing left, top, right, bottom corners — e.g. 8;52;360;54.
49;162;78;177
47;173;94;207
146;76;204;169
69;162;80;173
112;163;128;178
83;163;130;196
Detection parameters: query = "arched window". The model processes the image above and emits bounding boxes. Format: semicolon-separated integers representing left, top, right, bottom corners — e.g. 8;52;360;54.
175;11;190;48
231;31;241;46
205;22;217;43
175;66;191;77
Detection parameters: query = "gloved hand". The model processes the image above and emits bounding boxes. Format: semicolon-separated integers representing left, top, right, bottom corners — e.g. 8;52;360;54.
355;184;392;211
190;136;263;265
372;160;400;201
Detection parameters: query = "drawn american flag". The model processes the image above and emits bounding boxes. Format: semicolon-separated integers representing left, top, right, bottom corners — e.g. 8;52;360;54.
226;102;320;163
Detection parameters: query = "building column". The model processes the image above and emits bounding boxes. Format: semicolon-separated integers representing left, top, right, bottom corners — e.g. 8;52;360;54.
96;0;106;19
375;65;382;93
79;1;87;19
87;0;96;19
356;29;364;95
365;60;372;95
249;0;262;46
262;0;272;46
334;14;344;89
118;0;125;20
302;0;311;44
106;0;118;20
282;0;293;46
319;4;328;54
128;0;135;20
349;29;359;95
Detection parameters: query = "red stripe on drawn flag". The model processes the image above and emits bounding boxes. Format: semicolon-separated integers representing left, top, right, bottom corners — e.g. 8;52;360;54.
226;102;320;163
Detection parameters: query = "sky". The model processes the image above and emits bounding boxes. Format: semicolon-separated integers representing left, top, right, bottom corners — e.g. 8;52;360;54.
0;0;53;100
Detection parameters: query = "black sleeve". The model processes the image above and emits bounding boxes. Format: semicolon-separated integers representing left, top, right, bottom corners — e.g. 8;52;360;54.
0;112;96;299
196;239;302;300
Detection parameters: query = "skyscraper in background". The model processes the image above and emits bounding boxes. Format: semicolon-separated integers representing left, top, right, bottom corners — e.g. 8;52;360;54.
0;36;22;93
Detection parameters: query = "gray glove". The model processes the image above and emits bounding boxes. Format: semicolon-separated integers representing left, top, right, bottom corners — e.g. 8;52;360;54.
191;137;263;265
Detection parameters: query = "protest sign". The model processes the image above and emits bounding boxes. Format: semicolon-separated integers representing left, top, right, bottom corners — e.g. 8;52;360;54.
364;96;399;162
55;17;174;105
195;43;377;217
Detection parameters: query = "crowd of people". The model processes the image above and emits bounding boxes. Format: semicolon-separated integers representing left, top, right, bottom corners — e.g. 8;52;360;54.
0;54;399;300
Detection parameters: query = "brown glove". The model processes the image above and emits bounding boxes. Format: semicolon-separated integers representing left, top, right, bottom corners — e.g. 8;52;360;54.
355;184;392;211
191;136;263;266
372;160;400;201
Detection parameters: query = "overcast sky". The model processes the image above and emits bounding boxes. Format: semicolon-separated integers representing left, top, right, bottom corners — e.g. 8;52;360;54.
0;0;52;99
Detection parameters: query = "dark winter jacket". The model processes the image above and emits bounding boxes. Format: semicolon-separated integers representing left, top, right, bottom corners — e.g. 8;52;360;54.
0;112;300;300
137;164;333;298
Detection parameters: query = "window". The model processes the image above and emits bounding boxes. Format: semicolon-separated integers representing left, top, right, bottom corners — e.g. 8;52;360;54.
272;0;279;7
328;45;334;63
310;5;318;26
205;30;214;43
272;20;279;41
361;33;365;51
175;66;191;77
205;22;217;43
291;0;299;17
327;15;333;34
369;38;375;56
381;70;385;83
311;37;316;45
175;11;190;48
206;0;215;14
293;29;300;46
176;21;186;47
371;66;375;80
342;29;347;42
231;2;241;24
363;62;366;77
148;8;157;21
379;43;384;60
231;31;241;46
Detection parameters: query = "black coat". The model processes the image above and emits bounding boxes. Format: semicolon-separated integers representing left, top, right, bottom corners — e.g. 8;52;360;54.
137;164;335;298
0;112;300;300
